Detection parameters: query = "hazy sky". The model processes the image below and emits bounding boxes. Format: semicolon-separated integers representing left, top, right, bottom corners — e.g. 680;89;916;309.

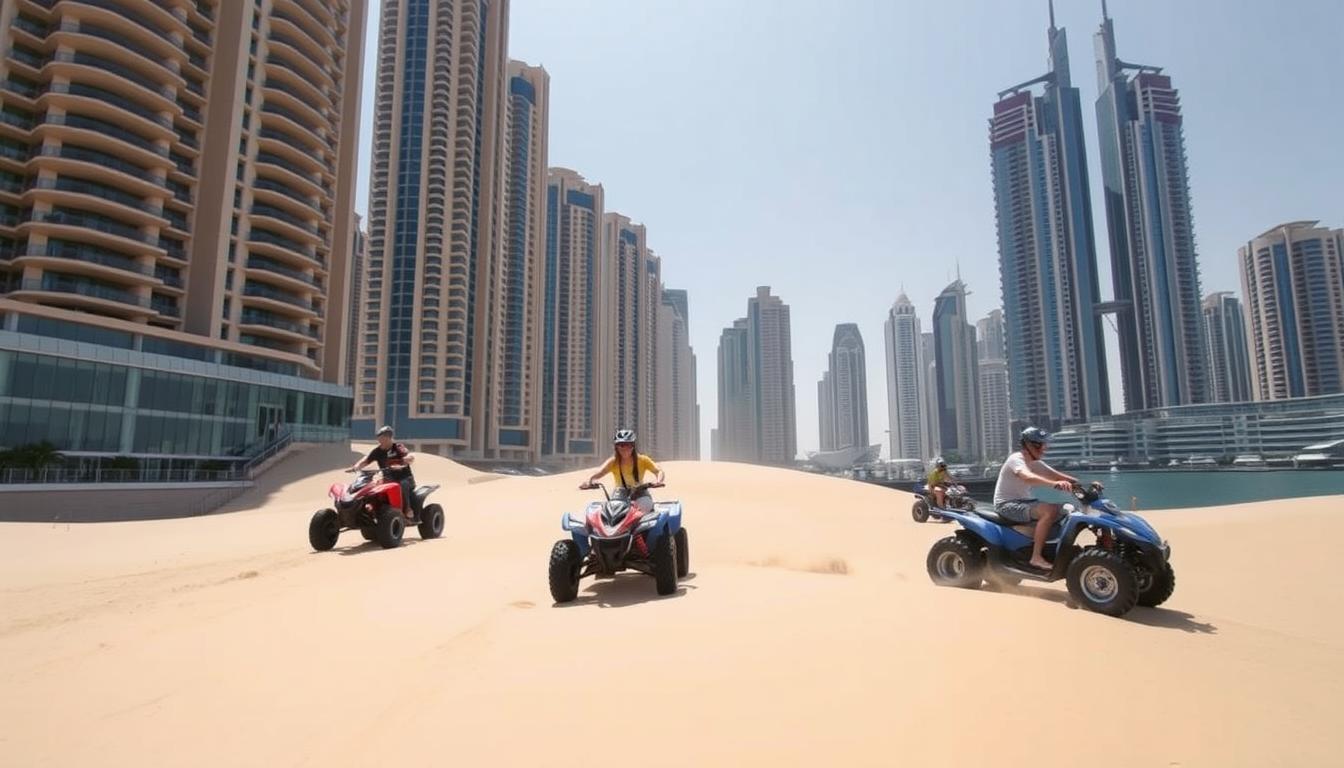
355;0;1344;459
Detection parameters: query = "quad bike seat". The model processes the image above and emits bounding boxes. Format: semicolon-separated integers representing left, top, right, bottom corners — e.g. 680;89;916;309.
973;507;1012;526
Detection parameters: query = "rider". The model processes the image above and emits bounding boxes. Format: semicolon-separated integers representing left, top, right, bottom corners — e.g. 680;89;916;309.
581;429;665;515
993;427;1079;570
350;425;418;518
926;456;964;509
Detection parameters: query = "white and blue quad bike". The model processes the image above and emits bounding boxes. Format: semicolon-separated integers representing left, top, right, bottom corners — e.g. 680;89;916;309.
926;482;1174;617
910;481;976;523
547;482;688;603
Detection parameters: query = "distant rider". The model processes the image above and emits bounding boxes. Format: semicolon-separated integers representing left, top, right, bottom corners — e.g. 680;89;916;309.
581;429;665;515
926;457;964;509
992;427;1078;570
350;425;418;518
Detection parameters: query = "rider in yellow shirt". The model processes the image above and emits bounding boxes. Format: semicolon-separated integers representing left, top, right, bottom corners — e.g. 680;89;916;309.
582;429;666;514
926;456;963;509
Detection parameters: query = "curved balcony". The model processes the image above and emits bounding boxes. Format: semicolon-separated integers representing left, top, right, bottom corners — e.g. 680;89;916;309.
39;80;175;138
46;49;177;114
240;281;318;318
274;0;336;46
254;153;324;198
238;308;320;345
265;37;332;90
245;256;320;293
33;145;165;199
260;86;329;135
250;177;320;218
13;243;158;286
37;112;171;167
267;13;331;66
26;176;166;226
51;16;185;82
21;207;164;257
255;130;329;178
262;61;331;110
249;203;321;241
8;275;156;319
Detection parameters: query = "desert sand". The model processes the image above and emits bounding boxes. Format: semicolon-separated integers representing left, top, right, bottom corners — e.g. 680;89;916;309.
1;444;1341;767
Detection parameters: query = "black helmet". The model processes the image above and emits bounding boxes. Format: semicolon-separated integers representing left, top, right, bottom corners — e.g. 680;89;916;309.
613;429;636;445
1020;426;1049;446
376;425;394;437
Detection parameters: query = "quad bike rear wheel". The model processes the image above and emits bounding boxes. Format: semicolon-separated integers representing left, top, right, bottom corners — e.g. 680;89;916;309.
1065;549;1138;617
926;536;984;589
912;498;930;523
308;509;339;551
652;530;678;596
674;528;689;578
375;508;405;549
418;503;445;540
1135;560;1175;608
359;524;375;541
548;539;582;603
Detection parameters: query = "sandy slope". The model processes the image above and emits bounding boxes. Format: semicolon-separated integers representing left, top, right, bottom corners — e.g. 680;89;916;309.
0;450;1340;767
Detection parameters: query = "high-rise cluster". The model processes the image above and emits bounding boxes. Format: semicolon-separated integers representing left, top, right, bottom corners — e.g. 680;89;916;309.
714;287;796;465
352;0;698;464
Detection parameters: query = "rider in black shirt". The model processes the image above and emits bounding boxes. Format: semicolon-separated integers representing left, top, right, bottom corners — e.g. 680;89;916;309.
350;426;418;517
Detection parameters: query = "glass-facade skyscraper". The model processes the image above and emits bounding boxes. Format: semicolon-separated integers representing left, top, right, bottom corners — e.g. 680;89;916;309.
990;4;1109;431
1095;4;1208;410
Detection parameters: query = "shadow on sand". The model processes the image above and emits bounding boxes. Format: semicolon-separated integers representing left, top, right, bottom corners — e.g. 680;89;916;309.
555;572;697;608
983;581;1218;633
315;537;427;557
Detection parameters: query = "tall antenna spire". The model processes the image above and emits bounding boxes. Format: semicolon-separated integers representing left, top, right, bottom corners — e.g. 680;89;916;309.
1048;0;1057;30
1101;0;1110;20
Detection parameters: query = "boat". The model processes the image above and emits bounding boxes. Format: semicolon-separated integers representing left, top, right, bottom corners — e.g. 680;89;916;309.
1232;454;1266;468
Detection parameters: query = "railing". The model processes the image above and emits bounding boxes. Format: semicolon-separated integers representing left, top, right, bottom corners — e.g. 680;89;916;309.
71;0;174;44
239;424;293;478
46;113;169;157
248;227;317;258
0;111;32;129
19;276;152;308
1;78;39;98
239;309;315;337
0;142;31;161
11;17;48;39
23;244;155;276
0;466;241;484
242;282;314;310
7;47;47;69
250;203;319;233
72;21;168;70
246;256;318;285
34;209;157;244
252;177;317;209
39;177;160;214
40;144;155;180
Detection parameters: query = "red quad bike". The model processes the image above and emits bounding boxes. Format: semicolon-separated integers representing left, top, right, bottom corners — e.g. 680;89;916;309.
308;466;444;550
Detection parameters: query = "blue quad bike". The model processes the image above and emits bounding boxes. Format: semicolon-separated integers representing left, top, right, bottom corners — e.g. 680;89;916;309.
548;482;688;603
911;482;976;522
925;482;1174;617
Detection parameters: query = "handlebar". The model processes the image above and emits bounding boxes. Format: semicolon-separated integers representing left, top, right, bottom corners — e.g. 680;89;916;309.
579;481;665;499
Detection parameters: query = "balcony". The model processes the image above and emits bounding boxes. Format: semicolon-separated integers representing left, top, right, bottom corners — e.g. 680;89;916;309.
20;242;155;278
15;275;152;312
241;281;316;313
69;0;176;45
42;112;170;158
240;308;319;339
35;177;164;219
47;81;174;129
52;51;174;105
250;203;318;234
248;226;317;259
30;208;159;246
246;256;319;286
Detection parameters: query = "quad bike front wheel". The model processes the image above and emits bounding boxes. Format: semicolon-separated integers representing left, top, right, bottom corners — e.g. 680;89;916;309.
675;528;689;578
912;498;930;523
926;536;984;589
375;508;405;549
652;530;678;596
359;524;375;541
548;539;581;603
418;503;445;540
1135;560;1175;608
308;509;339;551
1065;549;1138;617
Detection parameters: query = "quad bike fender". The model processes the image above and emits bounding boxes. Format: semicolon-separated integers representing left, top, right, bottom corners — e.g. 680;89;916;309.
938;508;1014;548
1070;510;1170;567
370;481;403;512
327;482;345;501
641;502;682;546
562;511;591;556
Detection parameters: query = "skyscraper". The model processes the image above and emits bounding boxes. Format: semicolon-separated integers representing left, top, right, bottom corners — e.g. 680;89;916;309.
1095;4;1208;410
922;331;940;458
1240;221;1344;401
354;0;510;456
347;215;367;388
486;60;548;461
991;2;1109;431
0;0;363;460
715;288;795;464
932;280;980;461
603;213;659;446
540;168;606;464
656;288;699;460
884;293;930;461
1201;292;1252;404
818;323;867;452
977;310;1012;461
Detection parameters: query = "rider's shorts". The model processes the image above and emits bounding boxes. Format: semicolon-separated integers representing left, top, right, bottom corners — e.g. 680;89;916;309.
995;499;1037;524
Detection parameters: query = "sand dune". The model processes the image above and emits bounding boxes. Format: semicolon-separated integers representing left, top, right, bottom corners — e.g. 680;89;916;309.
1;450;1340;767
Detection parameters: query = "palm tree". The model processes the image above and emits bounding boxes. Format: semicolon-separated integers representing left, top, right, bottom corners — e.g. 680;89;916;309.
8;442;65;471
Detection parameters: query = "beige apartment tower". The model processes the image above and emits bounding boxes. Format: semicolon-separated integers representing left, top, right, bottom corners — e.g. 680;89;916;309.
603;211;659;448
0;0;364;461
353;0;511;456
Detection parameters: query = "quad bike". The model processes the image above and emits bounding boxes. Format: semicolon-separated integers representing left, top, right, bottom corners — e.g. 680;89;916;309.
925;482;1174;617
547;482;688;603
910;482;976;522
308;466;443;551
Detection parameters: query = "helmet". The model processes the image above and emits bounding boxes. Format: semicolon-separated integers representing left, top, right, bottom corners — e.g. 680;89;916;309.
1019;426;1049;446
932;456;947;469
613;429;636;445
376;425;394;437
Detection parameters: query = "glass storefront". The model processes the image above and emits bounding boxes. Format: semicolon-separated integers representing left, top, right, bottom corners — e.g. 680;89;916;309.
0;347;350;458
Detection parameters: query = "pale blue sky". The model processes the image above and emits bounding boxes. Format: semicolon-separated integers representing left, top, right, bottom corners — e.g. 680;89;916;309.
355;0;1344;459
